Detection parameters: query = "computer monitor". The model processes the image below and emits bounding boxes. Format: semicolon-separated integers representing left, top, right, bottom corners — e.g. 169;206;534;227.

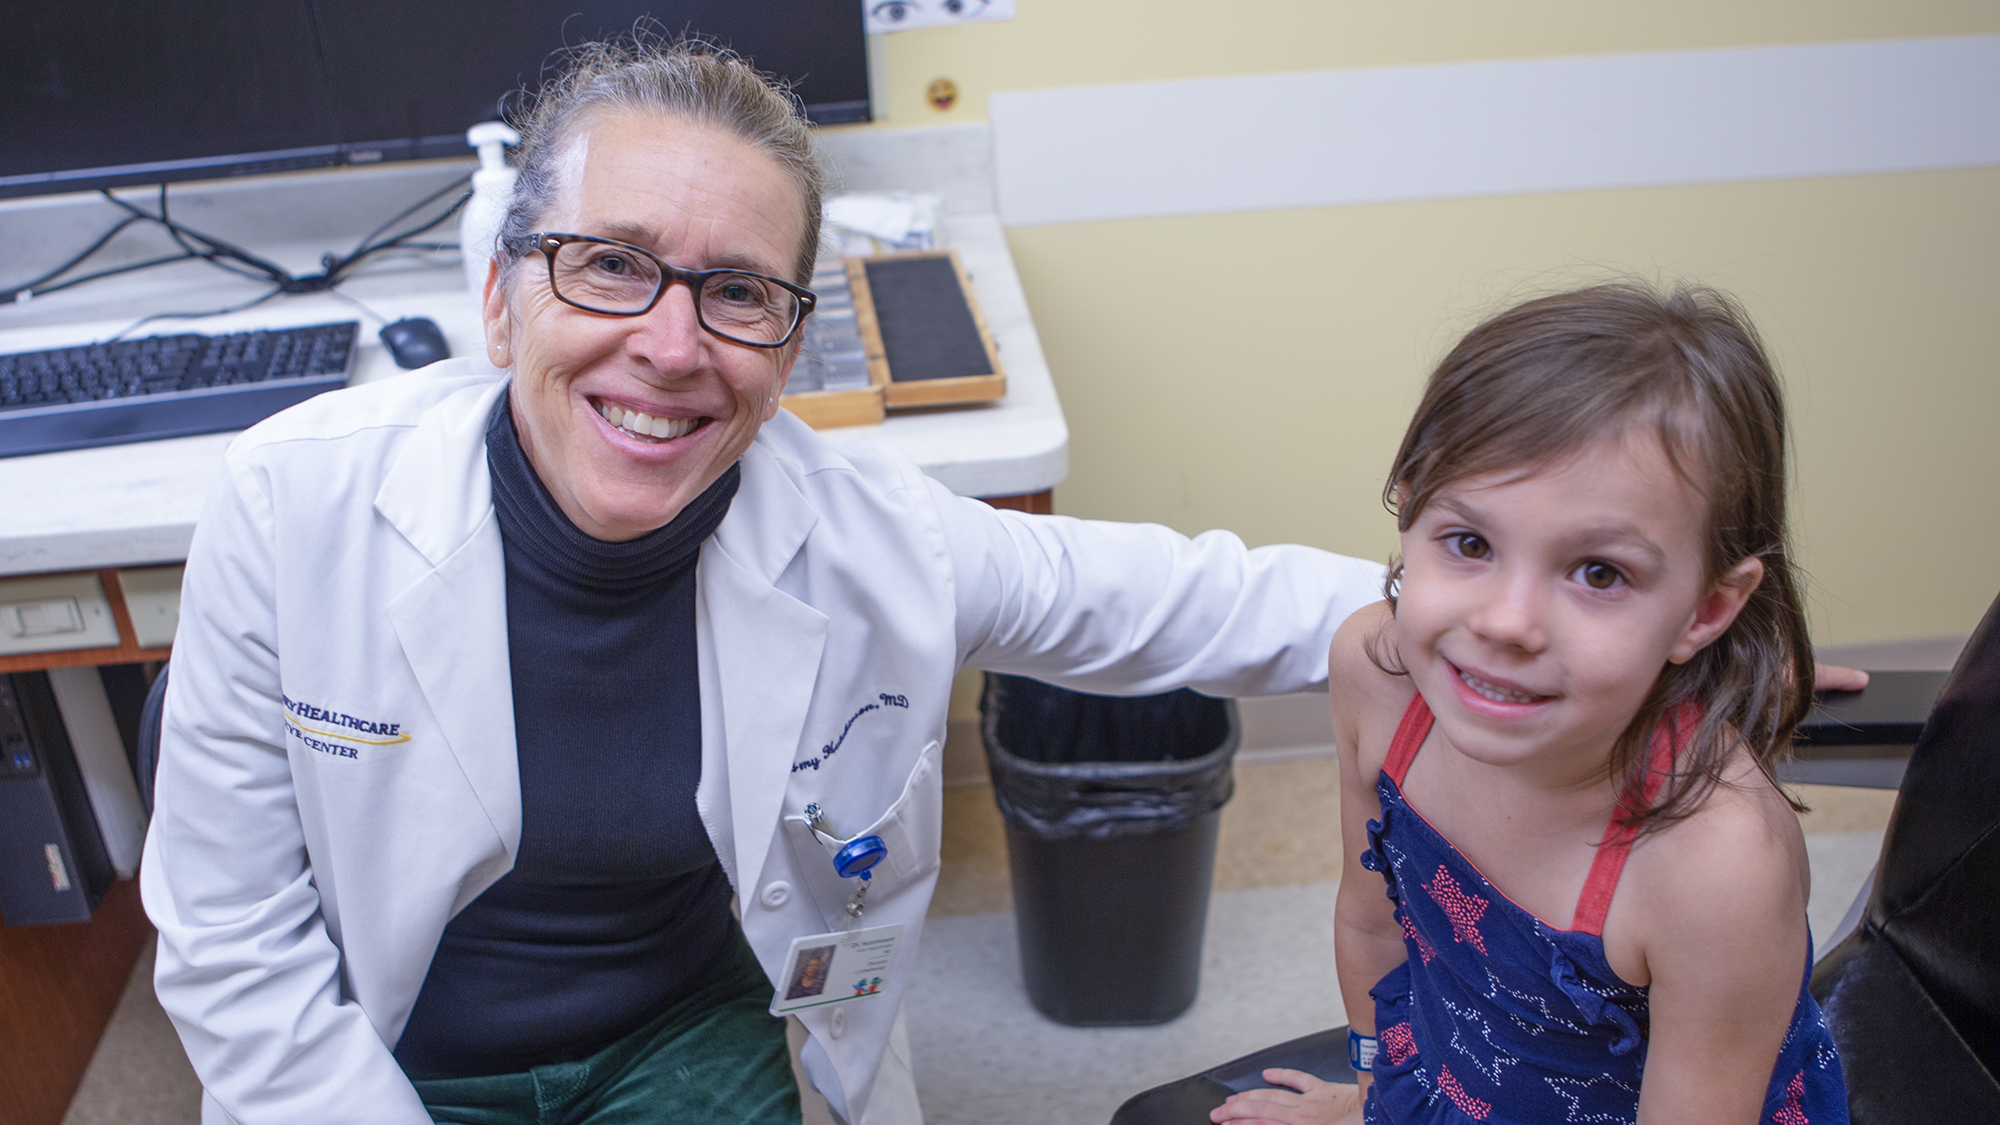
0;1;870;200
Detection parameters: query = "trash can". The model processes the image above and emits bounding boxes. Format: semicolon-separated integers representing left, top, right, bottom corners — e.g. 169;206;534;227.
980;673;1239;1026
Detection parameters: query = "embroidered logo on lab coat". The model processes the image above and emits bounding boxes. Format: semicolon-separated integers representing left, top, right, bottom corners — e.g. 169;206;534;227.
281;694;410;761
792;693;909;773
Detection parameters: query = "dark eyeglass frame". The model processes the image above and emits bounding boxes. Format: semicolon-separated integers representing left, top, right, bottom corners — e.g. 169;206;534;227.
507;232;817;349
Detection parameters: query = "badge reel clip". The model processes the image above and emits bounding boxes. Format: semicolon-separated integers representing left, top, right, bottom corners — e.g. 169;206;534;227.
805;802;887;930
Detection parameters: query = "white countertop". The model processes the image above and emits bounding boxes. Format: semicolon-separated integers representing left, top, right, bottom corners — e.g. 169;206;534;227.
0;128;1066;578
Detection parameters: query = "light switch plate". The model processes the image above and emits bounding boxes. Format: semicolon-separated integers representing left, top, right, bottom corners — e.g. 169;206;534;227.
0;572;120;656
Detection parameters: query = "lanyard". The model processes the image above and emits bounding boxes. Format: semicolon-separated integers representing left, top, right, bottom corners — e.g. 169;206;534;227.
804;802;887;928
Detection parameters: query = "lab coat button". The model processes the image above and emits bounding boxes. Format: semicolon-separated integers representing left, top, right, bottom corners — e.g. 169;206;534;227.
831;1007;847;1037
760;881;791;908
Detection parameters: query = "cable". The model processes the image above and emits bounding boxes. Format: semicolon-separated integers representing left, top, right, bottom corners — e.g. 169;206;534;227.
11;253;209;302
346;175;470;260
326;288;389;326
0;216;147;303
322;177;471;285
104;285;286;343
99;187;295;285
4;177;471;308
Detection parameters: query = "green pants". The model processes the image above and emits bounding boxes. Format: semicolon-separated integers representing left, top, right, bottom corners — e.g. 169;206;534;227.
411;935;802;1125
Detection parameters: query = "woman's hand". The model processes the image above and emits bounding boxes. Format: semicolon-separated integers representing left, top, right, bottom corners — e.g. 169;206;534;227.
1210;1070;1363;1125
1814;662;1869;692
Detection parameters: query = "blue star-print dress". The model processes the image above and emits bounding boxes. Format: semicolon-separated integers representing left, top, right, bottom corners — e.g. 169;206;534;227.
1360;694;1848;1124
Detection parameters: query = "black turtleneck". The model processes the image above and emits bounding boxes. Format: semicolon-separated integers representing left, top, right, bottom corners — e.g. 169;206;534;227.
394;390;741;1080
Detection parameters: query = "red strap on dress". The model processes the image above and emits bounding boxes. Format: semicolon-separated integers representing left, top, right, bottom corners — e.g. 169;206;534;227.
1384;691;1435;786
1570;702;1698;936
1382;691;1698;936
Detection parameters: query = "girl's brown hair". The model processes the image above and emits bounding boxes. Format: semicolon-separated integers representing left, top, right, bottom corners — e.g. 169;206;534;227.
1381;281;1813;836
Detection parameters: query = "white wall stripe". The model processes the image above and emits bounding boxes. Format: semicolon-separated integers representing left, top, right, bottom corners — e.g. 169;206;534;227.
990;36;2000;228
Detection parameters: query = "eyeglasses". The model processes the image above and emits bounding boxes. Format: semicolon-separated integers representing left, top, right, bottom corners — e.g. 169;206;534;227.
507;232;816;348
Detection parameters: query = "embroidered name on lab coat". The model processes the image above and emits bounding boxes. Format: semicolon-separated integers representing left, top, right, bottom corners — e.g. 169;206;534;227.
792;693;909;773
281;694;410;760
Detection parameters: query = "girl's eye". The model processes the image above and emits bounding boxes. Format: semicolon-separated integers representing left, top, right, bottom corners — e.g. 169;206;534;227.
1577;561;1624;590
1449;533;1490;560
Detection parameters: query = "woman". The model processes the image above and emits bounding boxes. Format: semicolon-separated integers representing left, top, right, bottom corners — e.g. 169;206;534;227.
139;39;1383;1125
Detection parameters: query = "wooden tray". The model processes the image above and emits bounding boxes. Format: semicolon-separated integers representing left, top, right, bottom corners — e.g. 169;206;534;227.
851;250;1006;410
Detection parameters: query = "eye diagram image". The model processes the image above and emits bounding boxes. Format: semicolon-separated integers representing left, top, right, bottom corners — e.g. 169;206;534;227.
866;0;1014;34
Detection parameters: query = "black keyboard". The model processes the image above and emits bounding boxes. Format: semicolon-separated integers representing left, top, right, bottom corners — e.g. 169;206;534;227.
0;321;359;458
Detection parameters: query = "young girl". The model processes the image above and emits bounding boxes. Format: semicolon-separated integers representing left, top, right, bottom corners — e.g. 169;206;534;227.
1218;283;1847;1125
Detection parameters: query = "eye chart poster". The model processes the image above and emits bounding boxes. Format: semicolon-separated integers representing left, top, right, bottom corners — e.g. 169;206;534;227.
865;0;1015;35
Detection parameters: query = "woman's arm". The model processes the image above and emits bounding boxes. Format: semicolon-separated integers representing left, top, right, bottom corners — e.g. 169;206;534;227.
140;456;432;1124
929;484;1387;698
1624;779;1811;1124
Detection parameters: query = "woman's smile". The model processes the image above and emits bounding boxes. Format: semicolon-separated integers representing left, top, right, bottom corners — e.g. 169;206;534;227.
592;397;705;442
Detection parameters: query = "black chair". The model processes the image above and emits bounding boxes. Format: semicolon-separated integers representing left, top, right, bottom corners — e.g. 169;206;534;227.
1810;593;2000;1122
135;661;169;814
1111;616;1987;1124
1109;1027;1354;1125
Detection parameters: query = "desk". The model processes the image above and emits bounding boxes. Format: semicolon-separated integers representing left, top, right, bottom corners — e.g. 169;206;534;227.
0;124;1066;579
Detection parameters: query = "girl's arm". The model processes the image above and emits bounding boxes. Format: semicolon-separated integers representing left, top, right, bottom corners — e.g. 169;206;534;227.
1329;613;1414;1107
1626;780;1812;1124
1214;608;1407;1125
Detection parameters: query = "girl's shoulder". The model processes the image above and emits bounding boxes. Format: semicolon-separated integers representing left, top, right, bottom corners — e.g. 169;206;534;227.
1328;601;1417;781
1611;744;1812;973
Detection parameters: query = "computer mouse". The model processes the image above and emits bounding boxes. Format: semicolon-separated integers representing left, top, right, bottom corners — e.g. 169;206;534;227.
379;317;451;370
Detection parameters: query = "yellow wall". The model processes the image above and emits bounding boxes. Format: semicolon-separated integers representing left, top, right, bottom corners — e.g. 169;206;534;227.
861;2;2000;646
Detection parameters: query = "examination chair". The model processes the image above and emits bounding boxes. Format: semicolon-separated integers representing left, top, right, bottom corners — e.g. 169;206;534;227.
1808;591;2000;1122
136;661;169;813
1111;593;1999;1125
1107;1027;1355;1125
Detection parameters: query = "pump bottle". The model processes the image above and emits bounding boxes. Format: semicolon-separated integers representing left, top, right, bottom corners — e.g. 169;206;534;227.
460;122;521;299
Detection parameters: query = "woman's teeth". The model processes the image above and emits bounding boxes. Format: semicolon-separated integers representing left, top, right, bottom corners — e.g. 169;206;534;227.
598;401;697;441
1458;667;1545;704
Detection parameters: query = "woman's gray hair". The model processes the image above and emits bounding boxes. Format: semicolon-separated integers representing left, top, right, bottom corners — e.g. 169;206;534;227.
497;35;828;286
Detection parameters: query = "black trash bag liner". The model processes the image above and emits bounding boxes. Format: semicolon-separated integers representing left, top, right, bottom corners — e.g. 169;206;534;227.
979;674;1238;839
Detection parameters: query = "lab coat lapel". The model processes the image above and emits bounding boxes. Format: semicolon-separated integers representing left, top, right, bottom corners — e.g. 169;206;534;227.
698;444;825;895
377;380;522;863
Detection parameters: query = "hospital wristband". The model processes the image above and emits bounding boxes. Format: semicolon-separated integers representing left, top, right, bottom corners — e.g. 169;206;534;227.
1349;1030;1378;1072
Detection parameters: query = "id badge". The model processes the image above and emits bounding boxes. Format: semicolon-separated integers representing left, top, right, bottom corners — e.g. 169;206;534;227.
769;923;904;1016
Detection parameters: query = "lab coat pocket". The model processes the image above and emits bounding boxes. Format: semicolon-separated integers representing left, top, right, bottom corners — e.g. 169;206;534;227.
782;740;942;931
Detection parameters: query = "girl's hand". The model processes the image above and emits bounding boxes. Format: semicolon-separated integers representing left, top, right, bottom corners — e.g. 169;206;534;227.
1814;662;1869;692
1209;1070;1363;1125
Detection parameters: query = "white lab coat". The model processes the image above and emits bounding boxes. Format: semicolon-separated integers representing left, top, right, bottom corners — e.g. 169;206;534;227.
140;359;1384;1125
